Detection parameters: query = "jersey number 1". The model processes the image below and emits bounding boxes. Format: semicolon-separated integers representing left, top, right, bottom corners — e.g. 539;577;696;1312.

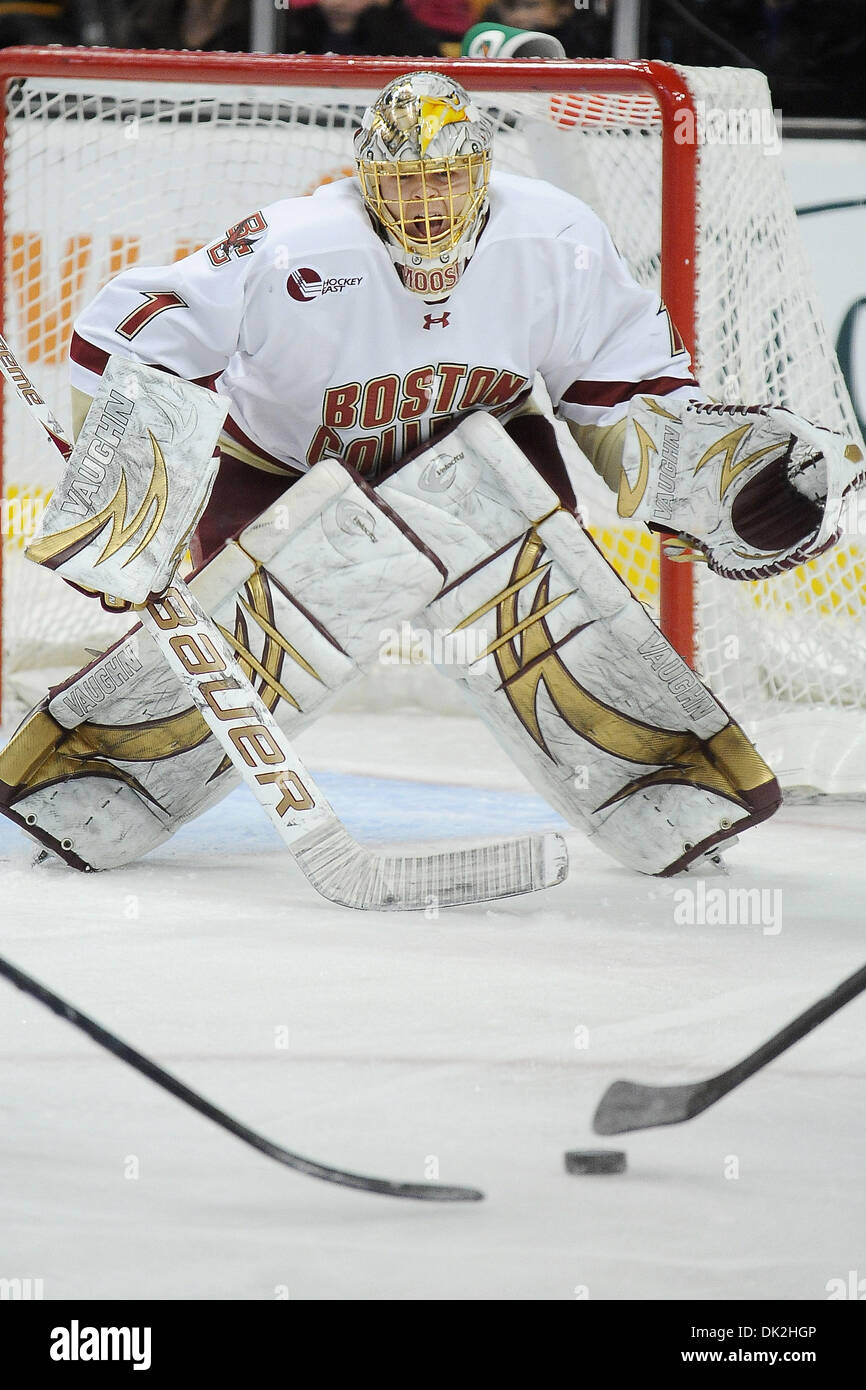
116;291;188;340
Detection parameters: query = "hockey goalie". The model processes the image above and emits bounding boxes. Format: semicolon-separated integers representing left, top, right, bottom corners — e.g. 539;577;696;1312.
1;69;863;896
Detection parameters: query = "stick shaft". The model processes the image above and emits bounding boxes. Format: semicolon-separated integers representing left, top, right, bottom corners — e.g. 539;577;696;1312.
141;581;338;844
0;953;482;1200
712;960;866;1096
0;330;74;455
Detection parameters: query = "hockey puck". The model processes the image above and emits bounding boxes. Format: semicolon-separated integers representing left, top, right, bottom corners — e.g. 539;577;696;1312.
564;1148;627;1175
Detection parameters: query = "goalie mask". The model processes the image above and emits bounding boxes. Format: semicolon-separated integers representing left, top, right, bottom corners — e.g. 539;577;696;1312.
354;71;493;300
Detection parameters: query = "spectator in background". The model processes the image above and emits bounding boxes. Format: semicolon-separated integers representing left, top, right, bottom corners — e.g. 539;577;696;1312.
0;0;130;46
121;0;251;51
404;0;476;49
282;0;440;57
0;3;71;46
181;0;250;49
476;0;610;58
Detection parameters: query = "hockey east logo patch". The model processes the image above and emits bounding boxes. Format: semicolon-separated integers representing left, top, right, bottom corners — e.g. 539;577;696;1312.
287;267;364;302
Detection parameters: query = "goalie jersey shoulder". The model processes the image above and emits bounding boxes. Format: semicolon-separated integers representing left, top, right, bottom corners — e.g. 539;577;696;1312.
229;179;377;268
70;180;380;390
485;171;620;263
179;179;377;292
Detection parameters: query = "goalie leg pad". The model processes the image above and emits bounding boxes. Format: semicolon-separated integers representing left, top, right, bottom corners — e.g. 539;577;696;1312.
0;459;445;869
426;510;779;874
379;413;780;874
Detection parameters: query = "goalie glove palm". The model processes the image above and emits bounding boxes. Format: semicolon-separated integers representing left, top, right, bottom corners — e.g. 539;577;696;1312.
618;397;865;579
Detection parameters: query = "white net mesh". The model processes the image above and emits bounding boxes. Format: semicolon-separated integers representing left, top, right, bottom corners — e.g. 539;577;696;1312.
672;68;866;794
2;58;863;792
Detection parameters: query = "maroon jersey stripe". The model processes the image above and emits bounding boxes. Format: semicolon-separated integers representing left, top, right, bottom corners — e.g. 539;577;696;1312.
222;413;299;473
70;330;109;375
562;375;699;407
71;333;219;392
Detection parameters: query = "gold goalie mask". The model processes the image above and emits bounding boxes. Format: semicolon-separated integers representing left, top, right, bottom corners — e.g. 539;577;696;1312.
354;71;493;301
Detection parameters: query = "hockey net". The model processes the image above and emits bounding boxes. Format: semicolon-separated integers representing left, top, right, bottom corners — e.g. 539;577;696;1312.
1;50;864;794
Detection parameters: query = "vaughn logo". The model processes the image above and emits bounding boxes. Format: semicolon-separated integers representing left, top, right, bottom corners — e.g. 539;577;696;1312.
287;267;363;302
50;1320;151;1371
61;640;144;720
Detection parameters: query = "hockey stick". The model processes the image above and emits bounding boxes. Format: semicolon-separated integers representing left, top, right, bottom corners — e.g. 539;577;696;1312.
0;334;567;909
593;959;866;1135
0;952;483;1201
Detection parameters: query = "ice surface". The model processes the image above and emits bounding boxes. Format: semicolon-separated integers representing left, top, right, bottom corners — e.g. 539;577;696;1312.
1;712;864;1301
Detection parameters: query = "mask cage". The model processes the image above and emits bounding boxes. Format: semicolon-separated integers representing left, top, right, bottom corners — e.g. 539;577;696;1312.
357;152;490;258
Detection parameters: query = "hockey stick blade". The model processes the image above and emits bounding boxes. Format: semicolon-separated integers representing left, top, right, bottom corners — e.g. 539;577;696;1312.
289;820;568;911
593;1077;723;1134
145;581;568;910
593;959;866;1135
0;954;483;1202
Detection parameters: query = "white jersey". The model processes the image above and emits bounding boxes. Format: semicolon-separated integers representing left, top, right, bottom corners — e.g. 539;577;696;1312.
71;172;698;481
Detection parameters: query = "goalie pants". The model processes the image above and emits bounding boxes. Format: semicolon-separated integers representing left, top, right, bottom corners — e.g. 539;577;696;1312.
191;414;578;569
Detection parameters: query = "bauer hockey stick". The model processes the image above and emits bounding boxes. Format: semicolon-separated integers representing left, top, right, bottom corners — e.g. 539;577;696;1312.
0;334;567;910
592;958;866;1134
0;953;483;1200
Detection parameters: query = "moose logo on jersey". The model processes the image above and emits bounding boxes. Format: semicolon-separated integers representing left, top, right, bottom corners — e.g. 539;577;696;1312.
400;265;459;297
207;212;268;267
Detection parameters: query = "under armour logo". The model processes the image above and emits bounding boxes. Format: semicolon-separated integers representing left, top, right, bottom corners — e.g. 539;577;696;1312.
422;312;451;330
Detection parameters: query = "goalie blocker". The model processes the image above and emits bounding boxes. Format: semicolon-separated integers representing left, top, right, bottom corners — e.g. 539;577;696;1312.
2;407;779;878
27;356;227;603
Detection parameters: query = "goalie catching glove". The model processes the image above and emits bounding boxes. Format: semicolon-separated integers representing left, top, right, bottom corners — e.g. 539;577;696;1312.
617;397;865;579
